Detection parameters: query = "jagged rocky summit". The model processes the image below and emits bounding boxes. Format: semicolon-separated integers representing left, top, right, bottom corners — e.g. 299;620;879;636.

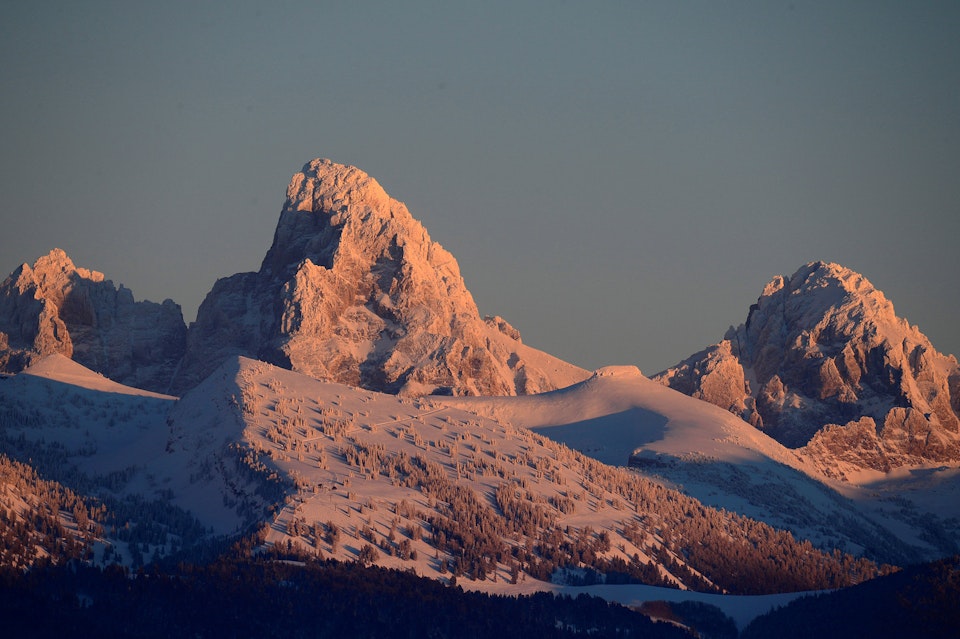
174;158;587;395
655;261;960;476
0;249;186;393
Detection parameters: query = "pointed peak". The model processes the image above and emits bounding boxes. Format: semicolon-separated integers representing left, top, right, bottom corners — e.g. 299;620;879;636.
34;248;75;271
748;261;894;332
761;262;850;301
30;248;105;284
284;158;391;217
182;157;588;397
789;260;861;285
782;261;884;304
261;158;413;275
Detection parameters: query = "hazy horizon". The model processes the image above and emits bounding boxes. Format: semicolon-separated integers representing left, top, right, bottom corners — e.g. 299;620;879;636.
2;2;958;373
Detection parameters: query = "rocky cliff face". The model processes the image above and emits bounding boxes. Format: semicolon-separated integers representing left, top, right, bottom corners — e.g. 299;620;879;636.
175;159;588;396
0;249;187;393
655;261;960;476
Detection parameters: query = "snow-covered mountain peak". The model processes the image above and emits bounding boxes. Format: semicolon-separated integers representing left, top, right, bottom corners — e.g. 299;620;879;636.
177;158;588;396
261;158;410;276
18;248;106;290
657;261;960;475
761;261;880;303
8;249;108;311
748;262;894;336
284;158;392;216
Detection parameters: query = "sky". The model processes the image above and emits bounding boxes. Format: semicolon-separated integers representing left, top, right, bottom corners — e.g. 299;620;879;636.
2;1;958;374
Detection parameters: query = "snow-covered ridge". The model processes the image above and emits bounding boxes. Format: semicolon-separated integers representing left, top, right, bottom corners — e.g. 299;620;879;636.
593;365;643;377
22;354;174;399
435;363;807;468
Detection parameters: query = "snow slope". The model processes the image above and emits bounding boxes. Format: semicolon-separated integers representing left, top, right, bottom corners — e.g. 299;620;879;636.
187;357;692;586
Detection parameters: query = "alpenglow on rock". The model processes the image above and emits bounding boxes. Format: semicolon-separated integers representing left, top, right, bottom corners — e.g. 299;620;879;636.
0;249;187;393
175;158;588;395
654;261;960;476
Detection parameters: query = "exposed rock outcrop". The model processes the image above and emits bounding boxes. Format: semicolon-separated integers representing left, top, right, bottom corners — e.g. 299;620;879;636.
0;249;187;393
655;261;960;473
175;159;588;395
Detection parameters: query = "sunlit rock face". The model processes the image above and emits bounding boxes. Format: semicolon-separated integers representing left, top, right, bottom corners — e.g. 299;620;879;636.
0;249;187;393
655;261;960;474
176;159;587;396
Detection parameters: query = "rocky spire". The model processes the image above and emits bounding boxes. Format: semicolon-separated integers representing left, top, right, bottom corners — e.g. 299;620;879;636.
175;159;587;395
655;261;960;475
0;249;187;393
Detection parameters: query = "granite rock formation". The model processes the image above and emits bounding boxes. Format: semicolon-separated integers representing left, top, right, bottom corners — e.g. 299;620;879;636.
175;159;587;395
0;249;186;393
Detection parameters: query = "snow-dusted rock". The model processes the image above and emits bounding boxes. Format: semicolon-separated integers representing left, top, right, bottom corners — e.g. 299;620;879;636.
655;261;960;473
0;249;186;393
175;158;588;395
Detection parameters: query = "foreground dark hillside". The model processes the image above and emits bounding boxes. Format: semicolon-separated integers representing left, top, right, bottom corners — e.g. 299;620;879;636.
0;554;692;639
743;555;960;639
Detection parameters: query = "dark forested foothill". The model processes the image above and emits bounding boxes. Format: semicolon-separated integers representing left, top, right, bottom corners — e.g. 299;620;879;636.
0;555;695;639
742;555;960;639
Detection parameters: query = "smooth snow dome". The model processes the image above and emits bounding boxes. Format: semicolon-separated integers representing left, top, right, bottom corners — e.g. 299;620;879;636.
22;354;175;400
436;366;809;470
1;3;958;374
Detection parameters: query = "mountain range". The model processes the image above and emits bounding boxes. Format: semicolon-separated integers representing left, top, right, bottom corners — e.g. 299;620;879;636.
0;159;585;398
1;158;957;634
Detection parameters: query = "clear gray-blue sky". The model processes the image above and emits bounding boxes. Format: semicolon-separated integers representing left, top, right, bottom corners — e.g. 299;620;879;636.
2;1;958;373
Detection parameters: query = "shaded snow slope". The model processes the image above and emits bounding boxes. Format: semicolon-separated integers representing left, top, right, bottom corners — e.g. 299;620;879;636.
436;365;811;469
